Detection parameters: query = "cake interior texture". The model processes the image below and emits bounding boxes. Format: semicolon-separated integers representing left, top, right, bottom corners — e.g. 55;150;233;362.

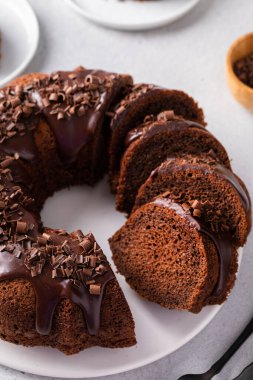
108;86;206;191
110;198;239;313
115;114;232;214
134;154;251;246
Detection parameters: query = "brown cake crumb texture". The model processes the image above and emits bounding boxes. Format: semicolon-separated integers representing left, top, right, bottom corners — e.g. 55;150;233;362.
115;111;231;214
110;198;239;312
134;154;251;246
0;66;251;355
108;85;206;191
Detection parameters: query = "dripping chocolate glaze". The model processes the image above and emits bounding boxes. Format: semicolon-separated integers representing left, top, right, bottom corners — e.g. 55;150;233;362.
214;164;251;216
0;230;114;336
125;117;206;147
0;251;114;335
38;70;114;164
153;197;233;299
37;69;132;164
0;121;40;161
0;69;128;337
1;68;132;165
0;166;114;336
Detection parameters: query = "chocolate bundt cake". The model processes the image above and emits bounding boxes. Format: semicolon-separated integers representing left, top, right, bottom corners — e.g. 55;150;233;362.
0;65;250;355
108;84;206;191
134;155;251;246
109;196;238;312
115;111;231;214
0;68;136;354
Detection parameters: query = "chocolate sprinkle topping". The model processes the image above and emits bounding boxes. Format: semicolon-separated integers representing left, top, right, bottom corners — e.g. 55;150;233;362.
111;83;156;127
0;153;114;335
0;68;132;163
0;68;133;337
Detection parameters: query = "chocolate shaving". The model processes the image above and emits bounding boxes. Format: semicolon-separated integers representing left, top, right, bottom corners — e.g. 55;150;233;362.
0;69;118;146
16;221;28;234
193;209;202;218
89;284;101;295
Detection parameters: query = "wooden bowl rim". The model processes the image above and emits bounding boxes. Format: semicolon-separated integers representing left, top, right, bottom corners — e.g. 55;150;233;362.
226;32;253;95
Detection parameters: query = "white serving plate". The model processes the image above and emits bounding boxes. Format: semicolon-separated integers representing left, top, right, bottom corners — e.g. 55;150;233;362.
0;0;39;87
0;179;242;378
65;0;200;31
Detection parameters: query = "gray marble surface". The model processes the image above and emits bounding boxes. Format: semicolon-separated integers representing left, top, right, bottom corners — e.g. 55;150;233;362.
1;0;253;379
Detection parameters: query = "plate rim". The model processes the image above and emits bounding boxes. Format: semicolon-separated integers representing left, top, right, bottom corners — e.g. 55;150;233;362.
0;0;40;87
64;0;200;31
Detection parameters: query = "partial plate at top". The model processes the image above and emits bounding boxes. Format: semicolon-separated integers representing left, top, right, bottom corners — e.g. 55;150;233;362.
65;0;200;31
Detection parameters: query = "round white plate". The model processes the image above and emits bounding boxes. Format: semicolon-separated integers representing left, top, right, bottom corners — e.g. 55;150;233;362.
0;179;242;378
65;0;200;31
0;0;39;87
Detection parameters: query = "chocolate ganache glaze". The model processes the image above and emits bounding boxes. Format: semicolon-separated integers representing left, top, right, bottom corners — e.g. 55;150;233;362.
0;155;114;335
154;197;233;298
0;67;132;164
214;164;251;218
0;240;114;335
38;69;132;163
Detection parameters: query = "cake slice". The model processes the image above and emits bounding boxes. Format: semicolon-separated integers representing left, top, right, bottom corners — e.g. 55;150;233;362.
109;196;238;312
0;229;136;354
134;155;251;247
109;84;205;191
0;155;136;354
115;112;231;214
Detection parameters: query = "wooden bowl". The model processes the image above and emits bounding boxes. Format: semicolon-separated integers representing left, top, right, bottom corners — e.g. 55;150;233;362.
226;32;253;111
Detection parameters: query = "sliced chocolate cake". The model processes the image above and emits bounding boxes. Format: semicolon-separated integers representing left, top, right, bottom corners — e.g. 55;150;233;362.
0;155;136;354
134;155;251;247
108;85;206;191
115;112;231;214
110;196;238;312
0;66;251;354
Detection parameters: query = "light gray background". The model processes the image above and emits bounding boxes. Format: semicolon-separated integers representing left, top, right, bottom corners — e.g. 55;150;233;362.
1;0;253;379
